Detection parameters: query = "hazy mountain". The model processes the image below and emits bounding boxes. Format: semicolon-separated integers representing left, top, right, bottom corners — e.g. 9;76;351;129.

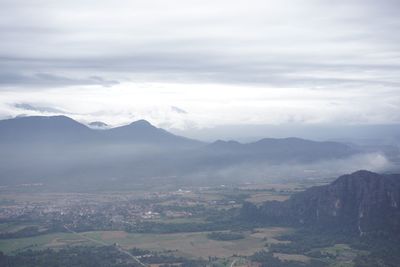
0;116;388;188
205;137;357;163
103;119;202;147
0;115;200;147
242;170;400;236
0;115;93;144
174;124;400;145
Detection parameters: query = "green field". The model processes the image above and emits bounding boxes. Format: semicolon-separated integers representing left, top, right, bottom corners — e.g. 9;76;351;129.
316;244;365;267
0;232;93;254
0;227;292;258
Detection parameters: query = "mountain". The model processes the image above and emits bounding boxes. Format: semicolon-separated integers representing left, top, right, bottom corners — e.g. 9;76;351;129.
242;170;400;236
0;116;202;186
204;137;357;163
0;116;381;188
0;115;200;147
103;119;201;147
0;115;93;144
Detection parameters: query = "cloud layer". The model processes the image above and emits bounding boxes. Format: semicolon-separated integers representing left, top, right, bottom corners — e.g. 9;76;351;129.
0;0;399;127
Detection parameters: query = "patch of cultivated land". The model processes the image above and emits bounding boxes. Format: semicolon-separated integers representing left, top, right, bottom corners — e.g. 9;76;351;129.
100;230;128;240
84;228;290;258
0;223;40;233
0;233;92;254
0;227;292;258
316;243;364;267
245;193;289;203
148;217;207;224
273;253;310;263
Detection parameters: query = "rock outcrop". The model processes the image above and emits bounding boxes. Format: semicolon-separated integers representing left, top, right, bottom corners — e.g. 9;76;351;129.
242;170;400;236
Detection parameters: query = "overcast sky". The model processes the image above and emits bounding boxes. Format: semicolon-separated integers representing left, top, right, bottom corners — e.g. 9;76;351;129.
0;0;399;130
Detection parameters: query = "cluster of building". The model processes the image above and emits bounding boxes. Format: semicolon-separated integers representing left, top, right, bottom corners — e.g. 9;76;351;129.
0;190;198;231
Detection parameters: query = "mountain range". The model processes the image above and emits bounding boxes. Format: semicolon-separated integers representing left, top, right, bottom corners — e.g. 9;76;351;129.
0;115;201;147
0;115;394;189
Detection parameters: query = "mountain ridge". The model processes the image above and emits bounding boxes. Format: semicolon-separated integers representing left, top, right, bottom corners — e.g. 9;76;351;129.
0;115;201;147
0;115;378;187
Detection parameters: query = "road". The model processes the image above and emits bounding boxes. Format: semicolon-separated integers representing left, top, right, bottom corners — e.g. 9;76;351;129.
63;225;147;267
230;259;238;267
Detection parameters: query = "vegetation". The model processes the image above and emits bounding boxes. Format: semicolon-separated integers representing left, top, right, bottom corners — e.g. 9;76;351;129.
1;175;399;267
266;228;400;267
0;246;141;267
207;231;244;241
0;246;209;267
352;235;400;267
250;251;327;267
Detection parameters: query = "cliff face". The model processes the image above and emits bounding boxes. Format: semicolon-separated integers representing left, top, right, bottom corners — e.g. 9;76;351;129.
244;171;400;236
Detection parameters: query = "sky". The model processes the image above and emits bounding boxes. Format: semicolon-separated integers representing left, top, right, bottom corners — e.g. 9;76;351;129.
0;0;399;131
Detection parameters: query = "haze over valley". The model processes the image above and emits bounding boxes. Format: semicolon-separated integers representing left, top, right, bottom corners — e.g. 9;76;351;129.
1;0;400;266
0;115;398;190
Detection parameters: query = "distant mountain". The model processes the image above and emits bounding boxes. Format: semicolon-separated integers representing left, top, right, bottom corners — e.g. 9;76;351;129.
0;116;381;188
0;115;93;144
204;137;357;163
242;170;400;236
103;119;201;146
0;115;200;147
0;116;203;186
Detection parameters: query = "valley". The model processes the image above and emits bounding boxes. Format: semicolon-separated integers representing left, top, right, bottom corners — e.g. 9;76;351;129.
1;172;399;267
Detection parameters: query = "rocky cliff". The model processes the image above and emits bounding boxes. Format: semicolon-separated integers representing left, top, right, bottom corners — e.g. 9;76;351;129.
242;170;400;236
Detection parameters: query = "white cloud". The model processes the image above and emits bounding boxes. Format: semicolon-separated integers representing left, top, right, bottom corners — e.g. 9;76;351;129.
1;81;399;129
0;0;399;127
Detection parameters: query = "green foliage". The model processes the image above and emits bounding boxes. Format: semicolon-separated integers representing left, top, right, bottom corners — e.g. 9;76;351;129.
269;228;355;254
0;246;141;267
0;226;43;239
352;235;400;267
250;250;327;267
267;228;400;267
0;245;208;267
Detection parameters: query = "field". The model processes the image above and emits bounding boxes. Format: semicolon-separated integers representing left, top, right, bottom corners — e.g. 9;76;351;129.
316;244;365;267
0;232;92;254
245;192;289;203
0;227;292;258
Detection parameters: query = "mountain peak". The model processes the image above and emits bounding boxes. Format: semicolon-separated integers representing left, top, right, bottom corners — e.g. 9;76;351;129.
8;115;86;128
349;170;378;176
0;115;91;144
332;170;382;186
129;119;155;128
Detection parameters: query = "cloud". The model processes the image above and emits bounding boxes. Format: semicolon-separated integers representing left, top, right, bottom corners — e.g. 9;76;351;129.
0;0;399;126
13;103;67;114
1;81;399;129
0;72;119;88
171;106;187;114
193;152;395;183
0;0;399;89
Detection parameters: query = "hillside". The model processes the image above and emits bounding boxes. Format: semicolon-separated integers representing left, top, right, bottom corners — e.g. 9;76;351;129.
242;170;400;236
